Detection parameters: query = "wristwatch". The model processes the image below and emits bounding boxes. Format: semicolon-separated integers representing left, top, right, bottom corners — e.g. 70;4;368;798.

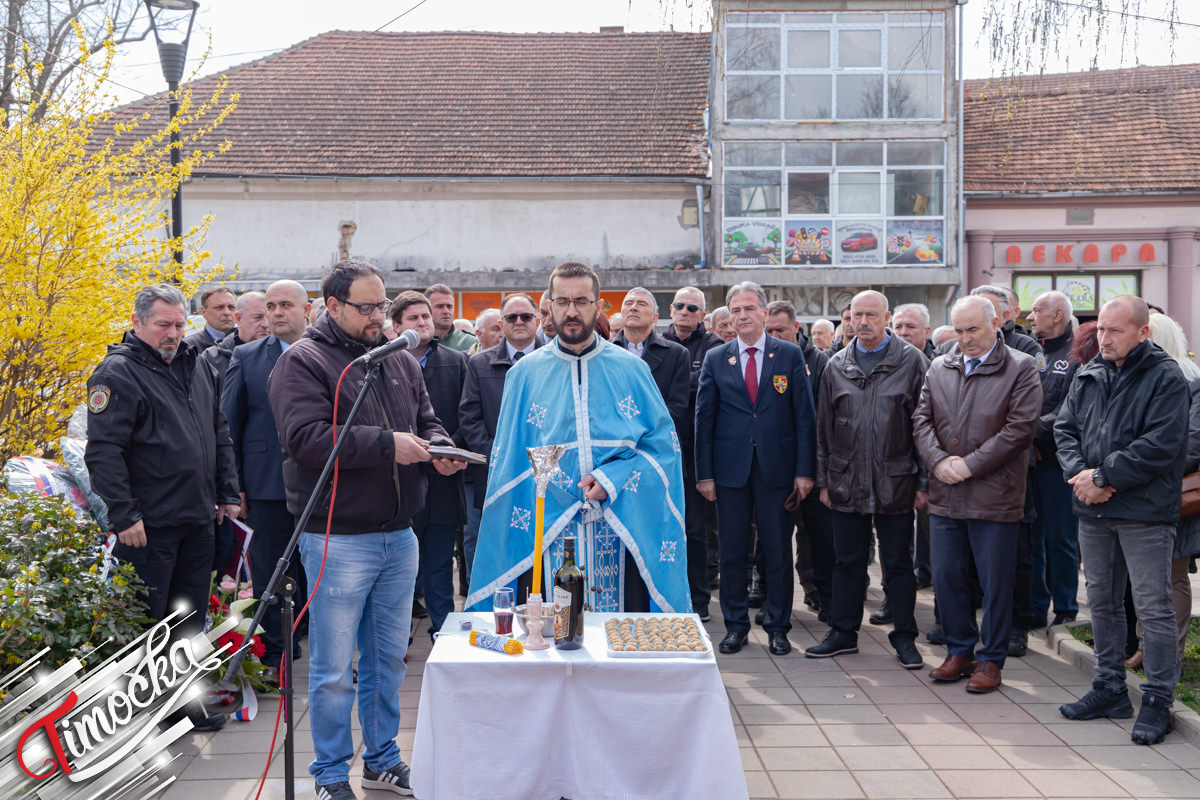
1092;467;1109;488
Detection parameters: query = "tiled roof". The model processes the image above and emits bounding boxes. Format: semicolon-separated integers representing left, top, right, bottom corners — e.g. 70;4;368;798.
963;64;1200;194
128;30;710;179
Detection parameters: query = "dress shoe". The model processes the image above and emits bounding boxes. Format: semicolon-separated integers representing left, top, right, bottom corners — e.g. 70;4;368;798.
869;598;893;625
805;629;858;658
754;608;765;626
914;571;933;590
965;661;1002;693
719;631;749;654
929;654;976;682
768;632;792;656
747;567;765;608
1007;627;1028;658
1131;694;1173;745
817;607;829;624
894;638;924;670
1060;686;1134;720
1125;649;1144;671
412;598;429;619
925;625;945;645
1052;611;1078;626
698;607;711;623
803;593;821;612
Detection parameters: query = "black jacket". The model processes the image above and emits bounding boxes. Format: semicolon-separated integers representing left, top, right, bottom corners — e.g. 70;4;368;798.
1055;340;1190;522
199;329;244;392
1033;325;1078;459
797;330;829;408
817;333;928;515
458;340;542;507
936;321;1042;359
86;333;240;532
417;340;468;526
663;322;724;451
612;330;690;442
183;326;222;353
268;314;450;534
221;336;286;501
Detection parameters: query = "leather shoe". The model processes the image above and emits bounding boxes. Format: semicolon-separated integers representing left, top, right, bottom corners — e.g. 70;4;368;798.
929;654;976;682
966;661;1002;693
869;598;893;625
768;632;791;656
754;608;765;626
1125;649;1144;671
719;631;749;654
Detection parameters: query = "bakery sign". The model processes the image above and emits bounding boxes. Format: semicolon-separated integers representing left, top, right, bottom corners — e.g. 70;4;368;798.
995;240;1167;268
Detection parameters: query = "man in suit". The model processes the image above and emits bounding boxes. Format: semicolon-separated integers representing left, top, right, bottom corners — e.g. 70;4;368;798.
391;291;469;638
696;281;817;656
184;286;237;352
221;280;311;685
459;293;542;585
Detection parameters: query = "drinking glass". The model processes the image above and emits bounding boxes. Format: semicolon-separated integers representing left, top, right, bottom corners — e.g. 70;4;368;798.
493;587;514;635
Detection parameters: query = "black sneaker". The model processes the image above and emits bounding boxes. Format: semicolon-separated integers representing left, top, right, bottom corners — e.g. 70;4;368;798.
315;781;358;800
894;638;924;670
1060;686;1135;721
1007;627;1028;658
362;762;414;796
925;625;945;645
698;607;711;623
1131;695;1173;745
1052;611;1078;626
804;629;858;659
869;599;893;625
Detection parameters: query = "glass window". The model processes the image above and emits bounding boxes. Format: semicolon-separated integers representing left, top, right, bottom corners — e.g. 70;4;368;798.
888;170;943;216
728;75;780;120
786;142;833;166
836;142;884;166
785;13;831;23
837;13;883;22
836;74;883;118
724;170;782;218
888;74;941;119
726;142;781;167
887;141;944;165
785;75;832;119
727;27;779;71
889;26;943;71
837;172;880;214
787;173;830;214
787;30;829;68
837;29;881;68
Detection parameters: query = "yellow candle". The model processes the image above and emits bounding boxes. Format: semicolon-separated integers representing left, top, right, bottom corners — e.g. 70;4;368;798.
531;494;545;596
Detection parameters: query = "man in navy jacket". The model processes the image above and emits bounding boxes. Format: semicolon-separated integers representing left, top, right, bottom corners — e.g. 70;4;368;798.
696;281;817;656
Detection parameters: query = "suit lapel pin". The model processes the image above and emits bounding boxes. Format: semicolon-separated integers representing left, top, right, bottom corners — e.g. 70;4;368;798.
728;355;737;365
768;352;774;358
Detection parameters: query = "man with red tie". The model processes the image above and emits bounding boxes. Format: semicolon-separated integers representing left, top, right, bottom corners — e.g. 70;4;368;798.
696;281;817;656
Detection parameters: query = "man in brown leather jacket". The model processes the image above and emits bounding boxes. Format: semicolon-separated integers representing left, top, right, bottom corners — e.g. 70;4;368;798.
913;295;1042;694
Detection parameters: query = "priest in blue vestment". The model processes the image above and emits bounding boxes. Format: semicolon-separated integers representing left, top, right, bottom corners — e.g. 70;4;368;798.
466;262;690;613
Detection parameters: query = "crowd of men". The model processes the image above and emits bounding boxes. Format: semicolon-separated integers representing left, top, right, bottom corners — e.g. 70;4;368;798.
84;264;1198;800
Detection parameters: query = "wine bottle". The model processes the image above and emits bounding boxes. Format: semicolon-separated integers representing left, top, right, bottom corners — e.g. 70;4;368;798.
552;536;584;650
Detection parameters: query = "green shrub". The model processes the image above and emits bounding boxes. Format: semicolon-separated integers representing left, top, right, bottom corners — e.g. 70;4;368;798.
0;491;150;671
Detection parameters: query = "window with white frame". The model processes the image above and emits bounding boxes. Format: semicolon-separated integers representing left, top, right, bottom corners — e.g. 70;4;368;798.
725;11;945;122
722;140;947;268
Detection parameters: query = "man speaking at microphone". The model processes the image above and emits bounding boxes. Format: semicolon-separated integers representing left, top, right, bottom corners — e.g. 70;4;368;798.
269;259;464;800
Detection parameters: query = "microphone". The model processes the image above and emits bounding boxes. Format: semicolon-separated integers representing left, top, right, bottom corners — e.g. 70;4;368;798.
351;328;420;367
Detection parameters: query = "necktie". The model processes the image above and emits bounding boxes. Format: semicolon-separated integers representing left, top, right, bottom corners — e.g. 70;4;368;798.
745;346;758;405
513;350;524;362
966;357;980;375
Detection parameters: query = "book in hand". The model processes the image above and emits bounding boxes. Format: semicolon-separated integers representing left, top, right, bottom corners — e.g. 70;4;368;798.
426;445;489;466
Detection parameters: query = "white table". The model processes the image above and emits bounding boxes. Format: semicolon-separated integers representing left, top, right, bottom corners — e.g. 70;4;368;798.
411;612;748;800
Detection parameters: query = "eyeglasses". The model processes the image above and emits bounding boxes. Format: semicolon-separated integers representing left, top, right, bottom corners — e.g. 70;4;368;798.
503;312;536;323
672;302;701;313
338;298;392;316
551;297;596;311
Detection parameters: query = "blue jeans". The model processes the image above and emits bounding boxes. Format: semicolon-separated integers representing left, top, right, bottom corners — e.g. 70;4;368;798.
1031;460;1079;617
299;529;418;787
463;481;483;587
1077;518;1179;703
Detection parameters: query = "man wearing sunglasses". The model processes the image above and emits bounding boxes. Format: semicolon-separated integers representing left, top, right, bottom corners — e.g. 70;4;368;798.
468;263;690;616
458;293;543;585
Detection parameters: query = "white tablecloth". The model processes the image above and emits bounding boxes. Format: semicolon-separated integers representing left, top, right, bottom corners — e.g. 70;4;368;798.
411;612;747;800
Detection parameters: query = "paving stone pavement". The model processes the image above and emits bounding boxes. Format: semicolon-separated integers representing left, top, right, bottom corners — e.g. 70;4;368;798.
157;570;1200;800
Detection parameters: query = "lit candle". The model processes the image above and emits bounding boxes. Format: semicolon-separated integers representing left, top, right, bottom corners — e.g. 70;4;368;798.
531;494;545;595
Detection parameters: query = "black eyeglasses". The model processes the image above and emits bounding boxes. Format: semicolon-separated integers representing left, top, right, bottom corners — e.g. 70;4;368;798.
672;302;701;313
337;298;391;316
503;312;535;323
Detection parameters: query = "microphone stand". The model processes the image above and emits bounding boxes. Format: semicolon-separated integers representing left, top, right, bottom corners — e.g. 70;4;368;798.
220;362;384;800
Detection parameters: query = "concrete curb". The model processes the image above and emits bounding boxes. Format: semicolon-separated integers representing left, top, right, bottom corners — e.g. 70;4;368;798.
1042;620;1200;748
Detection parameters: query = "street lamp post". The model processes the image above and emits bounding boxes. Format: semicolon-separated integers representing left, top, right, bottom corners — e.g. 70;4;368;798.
144;0;199;272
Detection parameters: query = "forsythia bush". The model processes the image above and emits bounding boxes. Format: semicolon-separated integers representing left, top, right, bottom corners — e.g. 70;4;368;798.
0;32;238;462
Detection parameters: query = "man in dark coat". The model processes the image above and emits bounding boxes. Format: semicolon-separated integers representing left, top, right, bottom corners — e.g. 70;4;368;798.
458;293;542;586
199;290;268;386
86;283;241;731
892;302;937;589
391;291;469;638
1055;295;1188;745
183;286;237;351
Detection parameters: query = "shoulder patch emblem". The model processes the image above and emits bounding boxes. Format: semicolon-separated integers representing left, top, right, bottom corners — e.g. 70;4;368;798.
773;375;788;394
88;385;111;413
1035;352;1047;372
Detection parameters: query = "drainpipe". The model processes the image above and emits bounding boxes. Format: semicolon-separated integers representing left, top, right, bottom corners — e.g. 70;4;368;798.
957;0;968;294
697;183;708;269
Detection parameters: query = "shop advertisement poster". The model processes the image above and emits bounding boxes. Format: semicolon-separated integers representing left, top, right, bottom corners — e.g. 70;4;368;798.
723;221;782;267
784;220;833;266
886;220;944;265
1056;275;1097;312
1014;276;1054;312
835;222;884;266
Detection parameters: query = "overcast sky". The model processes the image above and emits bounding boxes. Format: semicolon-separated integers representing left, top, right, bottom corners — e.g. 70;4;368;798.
107;0;1197;104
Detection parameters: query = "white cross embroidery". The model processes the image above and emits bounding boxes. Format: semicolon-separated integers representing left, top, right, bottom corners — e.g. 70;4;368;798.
510;507;531;531
669;430;680;453
623;470;642;493
526;402;548;429
659;541;678;563
551;469;574;492
617;395;640;420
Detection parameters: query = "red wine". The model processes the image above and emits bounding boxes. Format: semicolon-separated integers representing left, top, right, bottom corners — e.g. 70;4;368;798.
494;610;513;635
553;537;584;650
